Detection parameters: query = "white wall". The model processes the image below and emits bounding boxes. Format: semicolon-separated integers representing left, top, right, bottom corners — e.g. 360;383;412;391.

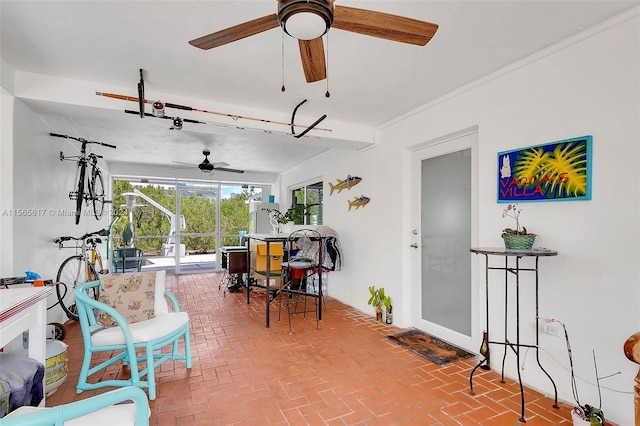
281;144;402;311
4;96;111;323
280;10;639;425
1;58;16;274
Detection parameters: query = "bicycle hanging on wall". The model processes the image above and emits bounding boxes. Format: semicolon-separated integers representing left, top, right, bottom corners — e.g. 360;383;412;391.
50;132;116;224
52;228;109;320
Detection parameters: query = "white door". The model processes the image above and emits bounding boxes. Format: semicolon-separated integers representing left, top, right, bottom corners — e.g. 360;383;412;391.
410;131;478;351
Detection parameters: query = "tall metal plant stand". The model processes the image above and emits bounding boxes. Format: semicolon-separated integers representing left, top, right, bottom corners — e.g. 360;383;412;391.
469;247;560;423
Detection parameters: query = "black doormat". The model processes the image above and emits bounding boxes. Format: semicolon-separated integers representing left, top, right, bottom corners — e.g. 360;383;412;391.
388;329;475;365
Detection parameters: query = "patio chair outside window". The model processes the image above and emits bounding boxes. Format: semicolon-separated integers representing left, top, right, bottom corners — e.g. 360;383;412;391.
112;248;143;272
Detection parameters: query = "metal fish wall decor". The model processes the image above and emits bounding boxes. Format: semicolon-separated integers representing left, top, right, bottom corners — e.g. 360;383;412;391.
329;175;362;195
348;195;370;211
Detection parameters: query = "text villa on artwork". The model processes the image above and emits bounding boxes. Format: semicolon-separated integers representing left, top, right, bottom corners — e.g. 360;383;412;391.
497;135;592;203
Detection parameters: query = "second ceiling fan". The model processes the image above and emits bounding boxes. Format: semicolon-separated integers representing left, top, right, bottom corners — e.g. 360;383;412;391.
173;149;245;174
189;0;439;83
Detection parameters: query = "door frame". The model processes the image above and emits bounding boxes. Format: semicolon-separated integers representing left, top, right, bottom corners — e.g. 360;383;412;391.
407;127;480;352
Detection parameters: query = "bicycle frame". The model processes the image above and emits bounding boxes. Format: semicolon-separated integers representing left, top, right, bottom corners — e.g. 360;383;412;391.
88;240;105;278
74;238;99;278
71;153;88;223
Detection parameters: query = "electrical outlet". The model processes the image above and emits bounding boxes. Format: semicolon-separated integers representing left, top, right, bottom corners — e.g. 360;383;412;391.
544;322;561;337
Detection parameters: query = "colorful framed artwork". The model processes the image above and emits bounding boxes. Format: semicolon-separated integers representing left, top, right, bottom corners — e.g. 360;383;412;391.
497;135;592;203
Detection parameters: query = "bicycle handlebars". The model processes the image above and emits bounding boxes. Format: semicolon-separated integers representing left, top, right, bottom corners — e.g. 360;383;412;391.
50;132;117;149
54;228;110;244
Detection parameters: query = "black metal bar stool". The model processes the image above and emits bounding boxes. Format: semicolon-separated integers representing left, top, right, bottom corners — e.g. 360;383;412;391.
278;229;323;332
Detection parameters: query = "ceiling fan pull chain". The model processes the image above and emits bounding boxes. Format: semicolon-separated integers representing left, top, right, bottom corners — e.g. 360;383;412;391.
325;32;330;98
281;32;286;92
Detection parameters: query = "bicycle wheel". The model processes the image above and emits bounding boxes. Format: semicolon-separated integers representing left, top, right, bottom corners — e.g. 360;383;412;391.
56;255;98;320
90;167;105;219
75;162;86;225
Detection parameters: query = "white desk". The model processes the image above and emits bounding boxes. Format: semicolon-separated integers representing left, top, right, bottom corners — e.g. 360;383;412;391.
0;286;53;405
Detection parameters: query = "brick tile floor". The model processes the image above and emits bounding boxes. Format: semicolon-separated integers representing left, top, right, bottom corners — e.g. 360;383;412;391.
46;272;575;425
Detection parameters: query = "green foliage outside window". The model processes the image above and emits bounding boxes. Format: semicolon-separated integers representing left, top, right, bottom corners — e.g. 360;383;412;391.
290;181;323;225
111;180;250;255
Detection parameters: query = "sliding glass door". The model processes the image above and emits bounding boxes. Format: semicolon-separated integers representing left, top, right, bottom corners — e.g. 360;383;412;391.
111;178;262;274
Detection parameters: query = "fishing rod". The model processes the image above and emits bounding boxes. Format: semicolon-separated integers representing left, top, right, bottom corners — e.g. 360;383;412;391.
96;91;332;132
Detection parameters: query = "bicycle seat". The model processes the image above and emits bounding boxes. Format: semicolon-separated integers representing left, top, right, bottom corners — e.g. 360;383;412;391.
86;237;102;245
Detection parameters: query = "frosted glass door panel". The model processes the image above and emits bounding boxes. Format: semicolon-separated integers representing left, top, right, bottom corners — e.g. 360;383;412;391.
421;149;472;336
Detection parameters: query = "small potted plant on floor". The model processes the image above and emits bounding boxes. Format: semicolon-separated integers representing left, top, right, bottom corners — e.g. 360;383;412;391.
368;286;388;322
501;203;537;250
382;294;392;324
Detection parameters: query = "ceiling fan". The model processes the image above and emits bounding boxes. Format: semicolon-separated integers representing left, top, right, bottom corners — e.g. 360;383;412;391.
189;0;439;83
173;149;245;174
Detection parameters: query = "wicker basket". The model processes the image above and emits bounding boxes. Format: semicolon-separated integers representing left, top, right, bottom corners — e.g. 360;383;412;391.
502;234;536;250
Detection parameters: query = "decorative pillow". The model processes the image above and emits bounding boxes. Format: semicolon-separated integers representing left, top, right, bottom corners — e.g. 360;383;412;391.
96;272;157;327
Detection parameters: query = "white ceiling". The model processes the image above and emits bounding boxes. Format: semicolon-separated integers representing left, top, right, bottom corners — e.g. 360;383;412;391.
2;0;638;178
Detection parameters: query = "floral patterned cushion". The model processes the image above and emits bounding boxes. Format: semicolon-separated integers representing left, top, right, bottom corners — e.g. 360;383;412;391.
96;272;157;326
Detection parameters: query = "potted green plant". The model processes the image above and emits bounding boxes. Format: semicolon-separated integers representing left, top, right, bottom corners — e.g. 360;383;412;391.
368;286;389;322
382;294;392;324
263;206;303;226
501;203;537;250
262;207;296;233
263;206;305;233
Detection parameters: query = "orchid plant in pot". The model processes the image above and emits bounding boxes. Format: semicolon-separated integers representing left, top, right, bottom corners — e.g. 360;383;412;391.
553;319;606;425
501;203;537;250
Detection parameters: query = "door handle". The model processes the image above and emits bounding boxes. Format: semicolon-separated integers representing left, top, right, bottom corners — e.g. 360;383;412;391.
410;243;419;249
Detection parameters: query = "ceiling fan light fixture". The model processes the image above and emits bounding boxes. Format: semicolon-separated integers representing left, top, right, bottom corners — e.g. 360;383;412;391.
283;12;326;40
278;0;333;40
198;149;213;171
198;161;213;172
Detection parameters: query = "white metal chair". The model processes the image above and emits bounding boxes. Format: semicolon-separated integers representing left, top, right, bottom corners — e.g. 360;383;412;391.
2;386;150;425
74;270;191;400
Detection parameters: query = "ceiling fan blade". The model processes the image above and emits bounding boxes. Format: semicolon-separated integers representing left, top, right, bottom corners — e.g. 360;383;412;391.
189;14;279;49
215;167;245;174
332;5;438;46
298;38;326;83
212;161;230;168
172;161;196;166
